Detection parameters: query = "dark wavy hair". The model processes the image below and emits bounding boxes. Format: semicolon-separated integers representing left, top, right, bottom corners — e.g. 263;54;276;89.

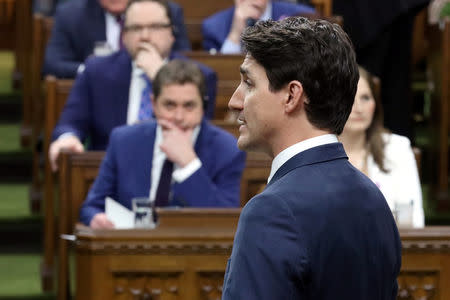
241;17;359;135
357;67;389;173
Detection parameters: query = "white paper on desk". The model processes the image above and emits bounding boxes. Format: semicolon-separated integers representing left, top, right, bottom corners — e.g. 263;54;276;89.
105;197;135;229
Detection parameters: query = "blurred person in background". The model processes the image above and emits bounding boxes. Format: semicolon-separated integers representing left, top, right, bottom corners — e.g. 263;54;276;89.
339;67;425;228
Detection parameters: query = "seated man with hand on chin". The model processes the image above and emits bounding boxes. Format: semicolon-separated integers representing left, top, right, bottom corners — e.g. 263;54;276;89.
48;0;217;172
80;60;246;229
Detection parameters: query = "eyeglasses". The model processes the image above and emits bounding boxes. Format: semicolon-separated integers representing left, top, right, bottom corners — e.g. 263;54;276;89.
124;23;172;33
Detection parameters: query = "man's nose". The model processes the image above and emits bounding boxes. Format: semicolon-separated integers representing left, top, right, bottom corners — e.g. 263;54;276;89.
173;107;185;122
228;85;244;111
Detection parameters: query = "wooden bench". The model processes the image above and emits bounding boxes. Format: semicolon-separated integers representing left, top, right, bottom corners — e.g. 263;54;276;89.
41;76;74;291
29;14;54;213
0;0;33;146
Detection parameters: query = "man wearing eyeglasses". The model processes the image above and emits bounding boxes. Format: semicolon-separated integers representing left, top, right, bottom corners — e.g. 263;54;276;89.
43;0;191;78
49;0;217;172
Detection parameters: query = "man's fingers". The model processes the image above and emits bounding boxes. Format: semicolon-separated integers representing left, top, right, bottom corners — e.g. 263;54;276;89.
158;119;177;131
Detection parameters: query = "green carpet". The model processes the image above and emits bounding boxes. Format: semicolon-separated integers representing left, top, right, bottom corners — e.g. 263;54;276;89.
0;254;42;296
0;183;29;218
0;124;22;153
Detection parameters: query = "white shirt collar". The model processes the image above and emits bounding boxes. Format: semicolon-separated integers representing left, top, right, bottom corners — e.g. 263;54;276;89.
267;134;338;183
261;1;272;21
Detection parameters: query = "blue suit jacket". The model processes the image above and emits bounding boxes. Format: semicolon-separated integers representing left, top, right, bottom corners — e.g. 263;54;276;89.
79;119;246;225
43;0;191;78
222;143;401;300
202;1;315;51
51;50;217;149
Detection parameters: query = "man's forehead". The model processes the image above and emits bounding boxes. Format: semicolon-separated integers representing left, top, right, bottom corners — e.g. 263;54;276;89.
240;55;266;77
125;1;168;22
158;83;202;101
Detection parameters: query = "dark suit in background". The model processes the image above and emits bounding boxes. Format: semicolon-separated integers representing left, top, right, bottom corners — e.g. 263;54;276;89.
43;0;191;78
222;143;401;299
333;0;430;139
51;50;217;149
201;1;315;52
80;120;246;225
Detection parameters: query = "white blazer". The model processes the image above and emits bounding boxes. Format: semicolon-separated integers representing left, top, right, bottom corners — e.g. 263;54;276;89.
367;133;425;228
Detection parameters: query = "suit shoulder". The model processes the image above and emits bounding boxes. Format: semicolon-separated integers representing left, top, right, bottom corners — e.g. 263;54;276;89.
203;7;233;25
110;122;156;143
273;1;315;14
168;0;182;11
54;0;93;25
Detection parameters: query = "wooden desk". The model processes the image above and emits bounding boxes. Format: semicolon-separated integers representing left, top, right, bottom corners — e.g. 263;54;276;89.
76;213;450;300
399;227;450;299
76;209;240;300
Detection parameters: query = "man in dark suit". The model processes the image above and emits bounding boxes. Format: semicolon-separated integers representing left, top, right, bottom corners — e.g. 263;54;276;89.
80;59;246;228
333;0;430;139
223;17;401;299
43;0;191;78
48;0;217;171
202;0;315;53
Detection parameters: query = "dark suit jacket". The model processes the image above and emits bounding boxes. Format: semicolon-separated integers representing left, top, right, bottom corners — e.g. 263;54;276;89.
79;119;246;225
51;50;217;149
202;1;315;51
43;0;191;78
333;0;429;49
222;143;401;300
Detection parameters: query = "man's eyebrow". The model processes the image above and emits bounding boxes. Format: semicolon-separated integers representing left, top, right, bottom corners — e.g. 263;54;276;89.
239;66;249;76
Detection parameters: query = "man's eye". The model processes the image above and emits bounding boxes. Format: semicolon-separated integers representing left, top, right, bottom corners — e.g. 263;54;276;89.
243;79;252;87
164;102;176;109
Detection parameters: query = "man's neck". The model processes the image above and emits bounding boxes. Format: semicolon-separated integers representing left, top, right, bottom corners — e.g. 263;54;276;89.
338;130;366;154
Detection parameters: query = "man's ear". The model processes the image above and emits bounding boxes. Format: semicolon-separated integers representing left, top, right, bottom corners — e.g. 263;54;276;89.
284;80;304;114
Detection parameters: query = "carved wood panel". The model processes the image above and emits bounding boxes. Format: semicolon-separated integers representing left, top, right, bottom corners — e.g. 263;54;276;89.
197;271;225;300
112;271;182;300
397;270;438;300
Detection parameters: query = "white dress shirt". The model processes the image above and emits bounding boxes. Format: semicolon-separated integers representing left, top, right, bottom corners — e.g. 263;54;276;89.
149;125;202;202
220;1;273;54
268;134;338;183
127;63;147;124
105;12;121;52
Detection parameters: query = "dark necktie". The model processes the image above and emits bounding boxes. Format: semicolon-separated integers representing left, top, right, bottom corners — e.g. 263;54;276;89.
154;159;174;207
138;74;153;121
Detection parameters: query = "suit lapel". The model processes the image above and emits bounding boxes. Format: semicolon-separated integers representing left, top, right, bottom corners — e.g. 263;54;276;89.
126;123;156;207
268;143;348;186
111;51;132;126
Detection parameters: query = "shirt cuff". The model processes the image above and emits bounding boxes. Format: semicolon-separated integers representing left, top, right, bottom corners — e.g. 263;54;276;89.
57;132;78;140
77;64;86;74
172;158;202;183
220;38;242;54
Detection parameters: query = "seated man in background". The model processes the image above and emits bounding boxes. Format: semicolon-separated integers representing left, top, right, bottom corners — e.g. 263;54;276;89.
80;59;246;228
43;0;191;78
202;0;315;53
49;0;217;171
